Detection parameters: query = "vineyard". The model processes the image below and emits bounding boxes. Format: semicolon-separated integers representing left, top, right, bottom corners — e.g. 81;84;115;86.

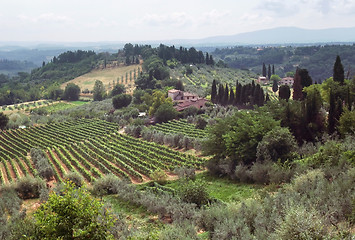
0;119;205;185
150;119;208;139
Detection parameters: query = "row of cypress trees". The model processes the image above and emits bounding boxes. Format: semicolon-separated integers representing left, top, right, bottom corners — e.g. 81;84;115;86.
211;80;265;107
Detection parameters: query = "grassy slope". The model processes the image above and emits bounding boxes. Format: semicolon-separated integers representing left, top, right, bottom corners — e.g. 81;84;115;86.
61;64;142;94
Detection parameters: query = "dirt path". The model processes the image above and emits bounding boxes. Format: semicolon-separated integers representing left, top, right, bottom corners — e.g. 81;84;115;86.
0;163;9;185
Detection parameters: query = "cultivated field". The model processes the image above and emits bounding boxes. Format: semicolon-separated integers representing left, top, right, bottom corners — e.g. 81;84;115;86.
0;119;205;185
151;119;208;139
61;64;142;95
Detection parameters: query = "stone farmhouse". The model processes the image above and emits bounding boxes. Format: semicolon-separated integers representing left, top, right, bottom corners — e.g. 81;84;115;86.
168;89;207;111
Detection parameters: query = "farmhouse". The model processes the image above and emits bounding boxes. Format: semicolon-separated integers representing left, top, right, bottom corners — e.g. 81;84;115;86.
257;76;269;85
168;89;207;111
279;77;294;86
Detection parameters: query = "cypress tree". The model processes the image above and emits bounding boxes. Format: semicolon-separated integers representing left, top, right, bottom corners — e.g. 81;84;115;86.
235;82;242;105
272;79;278;92
272;64;275;75
218;84;224;104
209;55;214;65
223;84;229;106
262;63;266;77
211;79;217;104
229;86;235;105
206;53;210;65
279;85;291;102
293;68;303;101
333;55;344;85
265;93;270;102
268;64;271;79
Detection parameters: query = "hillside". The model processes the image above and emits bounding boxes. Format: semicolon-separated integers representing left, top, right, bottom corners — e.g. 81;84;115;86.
61;64;142;95
170;64;257;97
213;44;355;82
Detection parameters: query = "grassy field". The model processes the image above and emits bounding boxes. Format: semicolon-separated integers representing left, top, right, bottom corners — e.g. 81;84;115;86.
61;64;142;95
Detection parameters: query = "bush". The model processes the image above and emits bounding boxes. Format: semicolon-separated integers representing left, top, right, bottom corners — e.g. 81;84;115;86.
15;176;46;200
149;168;168;184
63;172;84;188
273;205;327;240
112;94;132;109
91;174;123;196
178;179;209;207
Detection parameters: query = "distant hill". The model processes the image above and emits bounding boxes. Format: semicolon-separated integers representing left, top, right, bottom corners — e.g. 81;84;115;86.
190;27;355;45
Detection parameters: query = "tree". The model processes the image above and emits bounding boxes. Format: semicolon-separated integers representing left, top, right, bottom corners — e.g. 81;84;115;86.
217;84;224;104
268;64;271;79
211;79;217;104
223;84;229;105
272;64;275;75
175;80;184;91
204;111;279;166
272;80;279;92
333;55;345;85
262;63;266;77
93;80;106;101
338;109;355;137
256;127;297;163
110;83;125;97
0;112;9;129
279;85;291;101
328;89;337;134
229;86;235;105
63;83;80;101
293;68;303;100
112;94;132;109
33;182;115;240
154;103;177;123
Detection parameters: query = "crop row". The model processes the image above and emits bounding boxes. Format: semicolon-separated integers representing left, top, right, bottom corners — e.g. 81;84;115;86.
151;119;208;139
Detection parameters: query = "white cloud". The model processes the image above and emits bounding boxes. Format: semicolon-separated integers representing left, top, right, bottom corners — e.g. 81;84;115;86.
17;13;73;24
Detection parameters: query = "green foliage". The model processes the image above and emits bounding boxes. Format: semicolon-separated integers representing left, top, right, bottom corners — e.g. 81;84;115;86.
256;127;298;163
0;112;8;129
63;83;80;101
92;80;106;101
112;94;132;109
15;176;46;200
110;83;125;97
30;148;54;181
154;103;177;123
333;55;345;85
178;179;209;207
278;84;290;101
91;174;122;196
149;168;168;184
34;182;116;240
222;111;280;165
338;109;355;137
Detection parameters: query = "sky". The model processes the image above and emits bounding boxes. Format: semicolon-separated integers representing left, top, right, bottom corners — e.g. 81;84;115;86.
1;0;355;42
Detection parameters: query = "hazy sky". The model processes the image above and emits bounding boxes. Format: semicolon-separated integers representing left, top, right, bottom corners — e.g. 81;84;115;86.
1;0;355;42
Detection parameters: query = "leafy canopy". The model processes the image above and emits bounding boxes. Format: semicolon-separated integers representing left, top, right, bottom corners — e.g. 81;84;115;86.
34;182;115;240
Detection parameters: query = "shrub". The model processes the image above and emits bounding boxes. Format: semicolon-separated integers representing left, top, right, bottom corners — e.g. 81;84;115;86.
174;167;196;181
149;168;168;184
273;205;327;240
15;176;46;200
63;172;84;188
178;179;209;207
91;174;123;196
112;94;132;109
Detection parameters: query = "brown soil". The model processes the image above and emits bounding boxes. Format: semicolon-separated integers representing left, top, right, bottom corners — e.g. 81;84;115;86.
0;163;9;185
13;161;25;178
6;161;17;181
20;157;34;177
50;150;70;176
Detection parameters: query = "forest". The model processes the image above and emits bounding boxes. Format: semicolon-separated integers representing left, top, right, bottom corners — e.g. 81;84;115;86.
213;44;355;82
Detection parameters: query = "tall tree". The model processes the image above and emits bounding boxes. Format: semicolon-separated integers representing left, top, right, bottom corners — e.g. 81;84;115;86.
205;53;210;65
272;64;275;75
209;55;214;65
211;79;217;104
279;85;291;101
268;64;271;79
93;80;106;101
272;79;278;92
293;68;303;101
218;84;224;104
333;55;345;85
223;84;229;106
63;83;80;101
262;63;266;77
229;86;235;105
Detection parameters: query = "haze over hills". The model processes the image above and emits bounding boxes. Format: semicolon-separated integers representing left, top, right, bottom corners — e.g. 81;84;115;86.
1;27;355;52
